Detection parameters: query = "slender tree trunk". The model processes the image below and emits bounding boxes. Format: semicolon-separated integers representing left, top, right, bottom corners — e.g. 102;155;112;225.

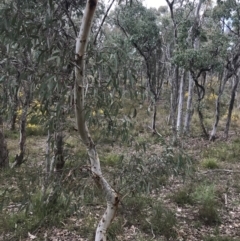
13;101;28;167
209;73;228;141
54;131;64;172
152;97;157;132
74;1;119;240
224;74;239;139
197;100;209;138
10;73;20;130
184;72;194;134
0;116;9;169
13;81;31;167
176;70;186;134
171;66;179;144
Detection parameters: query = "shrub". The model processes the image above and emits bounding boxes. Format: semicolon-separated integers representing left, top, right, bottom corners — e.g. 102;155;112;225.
150;203;177;240
201;158;219;169
171;186;194;206
193;184;220;225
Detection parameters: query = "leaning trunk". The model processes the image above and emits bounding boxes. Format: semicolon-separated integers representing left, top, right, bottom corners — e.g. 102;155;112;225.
209;73;228;141
74;1;119;240
224;74;239;139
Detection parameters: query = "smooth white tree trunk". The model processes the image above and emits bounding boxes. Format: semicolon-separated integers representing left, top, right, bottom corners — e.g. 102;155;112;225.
74;1;119;240
184;72;194;134
177;70;185;134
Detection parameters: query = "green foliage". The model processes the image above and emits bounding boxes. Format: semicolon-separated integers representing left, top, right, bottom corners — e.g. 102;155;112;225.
201;158;219;169
26;124;46;136
107;216;124;241
101;153;123;167
150;203;177;240
203;140;240;163
171;186;194;206
0;167;75;238
116;2;160;49
122;196;177;240
4;130;18;139
203;236;240;241
193;184;220;225
117;140;193;195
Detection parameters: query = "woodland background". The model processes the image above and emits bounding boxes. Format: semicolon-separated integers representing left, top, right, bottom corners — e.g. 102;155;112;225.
0;0;240;240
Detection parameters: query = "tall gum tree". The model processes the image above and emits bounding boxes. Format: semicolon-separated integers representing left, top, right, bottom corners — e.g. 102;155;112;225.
209;0;240;141
74;0;119;240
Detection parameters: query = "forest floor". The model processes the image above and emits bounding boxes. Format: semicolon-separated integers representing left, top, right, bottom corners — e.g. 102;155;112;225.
1;104;240;241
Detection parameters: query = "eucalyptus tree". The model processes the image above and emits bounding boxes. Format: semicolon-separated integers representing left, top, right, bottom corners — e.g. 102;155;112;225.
210;0;240;140
0;0;87;168
114;1;165;133
74;0;121;240
171;0;225;137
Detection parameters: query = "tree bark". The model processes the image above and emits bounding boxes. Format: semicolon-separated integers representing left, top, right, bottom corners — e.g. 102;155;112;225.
209;72;229;141
171;66;179;144
224;74;239;139
0;116;9;169
12;80;31;167
10;72;20;130
177;69;186;134
74;1;119;240
184;72;194;134
53;131;65;172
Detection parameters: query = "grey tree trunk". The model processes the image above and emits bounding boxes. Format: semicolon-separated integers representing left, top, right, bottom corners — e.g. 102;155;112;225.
209;73;229;141
10;73;20;130
13;80;31;167
184;72;194;134
53;131;64;172
224;74;239;139
176;70;186;134
0;116;9;169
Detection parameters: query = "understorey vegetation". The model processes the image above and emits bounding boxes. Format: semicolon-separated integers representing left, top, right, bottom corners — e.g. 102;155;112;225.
0;0;240;240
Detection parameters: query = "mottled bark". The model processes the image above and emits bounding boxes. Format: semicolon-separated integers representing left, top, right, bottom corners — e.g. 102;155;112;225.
75;1;118;240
